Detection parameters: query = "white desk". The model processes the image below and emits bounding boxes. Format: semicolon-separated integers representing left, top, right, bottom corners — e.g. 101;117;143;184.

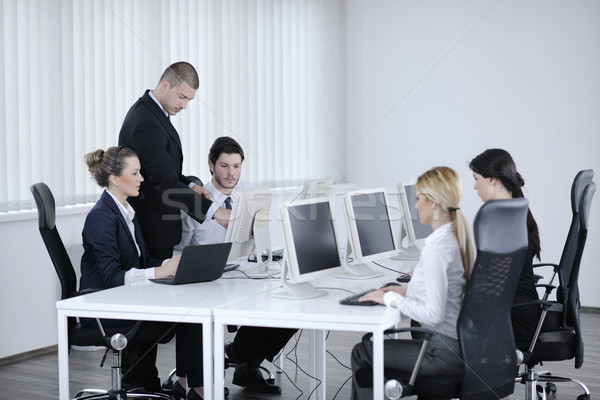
56;278;279;400
213;267;409;400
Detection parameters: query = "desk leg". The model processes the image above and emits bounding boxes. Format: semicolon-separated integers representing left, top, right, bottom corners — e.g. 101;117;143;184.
203;320;214;400
372;329;384;400
308;330;326;400
213;321;225;400
57;310;70;400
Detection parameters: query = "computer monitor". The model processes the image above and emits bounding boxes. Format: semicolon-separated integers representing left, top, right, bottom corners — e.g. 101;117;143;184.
339;188;394;279
396;181;433;259
224;187;273;270
300;178;333;199
272;197;345;299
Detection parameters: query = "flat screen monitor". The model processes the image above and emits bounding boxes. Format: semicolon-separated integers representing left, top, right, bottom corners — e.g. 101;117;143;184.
397;181;433;258
339;188;395;279
224;188;272;263
272;197;345;299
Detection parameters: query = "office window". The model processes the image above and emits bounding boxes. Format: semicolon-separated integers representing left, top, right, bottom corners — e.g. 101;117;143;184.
0;0;345;213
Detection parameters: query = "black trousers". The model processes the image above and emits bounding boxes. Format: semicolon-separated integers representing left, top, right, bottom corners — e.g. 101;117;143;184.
176;323;205;387
121;321;176;388
231;326;298;364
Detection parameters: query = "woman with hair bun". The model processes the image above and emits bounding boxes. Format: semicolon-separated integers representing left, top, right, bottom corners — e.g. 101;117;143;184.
81;146;181;394
469;148;542;344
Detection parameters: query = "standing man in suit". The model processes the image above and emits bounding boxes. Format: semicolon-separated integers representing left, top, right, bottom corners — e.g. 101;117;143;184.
119;61;230;259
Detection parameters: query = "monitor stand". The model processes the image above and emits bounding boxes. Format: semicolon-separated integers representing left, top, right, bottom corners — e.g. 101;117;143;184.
243;210;278;276
392;226;421;260
271;261;328;300
335;241;384;280
392;245;421;260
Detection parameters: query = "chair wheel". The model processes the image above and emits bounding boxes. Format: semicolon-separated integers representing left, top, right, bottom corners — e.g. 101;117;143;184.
545;382;557;394
266;377;275;384
576;394;590;400
536;384;544;393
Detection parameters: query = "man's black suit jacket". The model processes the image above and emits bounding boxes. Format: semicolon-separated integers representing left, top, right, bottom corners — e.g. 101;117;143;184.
119;89;212;255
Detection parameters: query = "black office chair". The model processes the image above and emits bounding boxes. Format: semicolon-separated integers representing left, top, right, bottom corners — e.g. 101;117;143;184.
533;169;594;306
515;181;595;400
357;198;530;400
31;182;170;400
186;175;204;187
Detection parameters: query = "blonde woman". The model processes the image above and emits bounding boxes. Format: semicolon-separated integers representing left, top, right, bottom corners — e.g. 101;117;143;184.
350;166;474;400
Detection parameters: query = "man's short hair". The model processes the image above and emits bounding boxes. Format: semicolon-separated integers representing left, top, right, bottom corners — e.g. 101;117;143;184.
159;61;199;90
209;136;245;166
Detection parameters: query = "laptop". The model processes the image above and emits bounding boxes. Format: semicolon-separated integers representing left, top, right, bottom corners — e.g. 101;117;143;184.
150;242;232;285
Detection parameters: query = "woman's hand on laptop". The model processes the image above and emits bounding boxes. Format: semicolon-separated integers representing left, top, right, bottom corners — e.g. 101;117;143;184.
155;254;181;278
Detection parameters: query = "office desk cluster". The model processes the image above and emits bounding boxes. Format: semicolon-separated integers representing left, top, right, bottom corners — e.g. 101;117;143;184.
56;261;413;400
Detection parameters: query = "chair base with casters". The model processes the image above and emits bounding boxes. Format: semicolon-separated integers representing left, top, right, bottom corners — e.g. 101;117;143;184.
65;327;173;400
516;367;590;400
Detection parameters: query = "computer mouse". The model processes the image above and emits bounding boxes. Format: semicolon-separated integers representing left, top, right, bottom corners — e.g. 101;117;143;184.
396;273;411;283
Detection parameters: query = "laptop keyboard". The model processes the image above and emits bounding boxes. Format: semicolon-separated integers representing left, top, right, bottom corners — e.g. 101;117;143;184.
149;277;176;285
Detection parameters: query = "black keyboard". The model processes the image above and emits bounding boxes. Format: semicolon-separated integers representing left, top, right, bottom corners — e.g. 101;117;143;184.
339;289;378;306
224;263;240;272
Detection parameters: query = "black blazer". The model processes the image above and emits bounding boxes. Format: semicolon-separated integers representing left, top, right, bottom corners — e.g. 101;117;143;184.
118;90;212;251
80;190;162;291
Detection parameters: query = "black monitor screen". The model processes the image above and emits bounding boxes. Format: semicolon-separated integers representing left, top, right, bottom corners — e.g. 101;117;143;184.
351;192;395;256
288;201;341;275
404;184;433;240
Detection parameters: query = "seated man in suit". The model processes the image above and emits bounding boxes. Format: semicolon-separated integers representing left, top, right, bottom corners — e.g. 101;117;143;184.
174;136;297;395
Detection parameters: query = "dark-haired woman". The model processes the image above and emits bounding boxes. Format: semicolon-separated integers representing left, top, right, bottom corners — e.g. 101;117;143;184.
81;147;204;399
470;148;542;344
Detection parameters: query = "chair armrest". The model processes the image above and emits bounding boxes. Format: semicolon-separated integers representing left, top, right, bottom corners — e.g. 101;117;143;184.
512;299;554;310
362;326;435;396
384;326;435;339
513;299;556;359
532;262;559;269
534;283;557;301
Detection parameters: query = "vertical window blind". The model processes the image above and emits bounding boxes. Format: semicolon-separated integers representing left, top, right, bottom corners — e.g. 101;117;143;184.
0;0;345;213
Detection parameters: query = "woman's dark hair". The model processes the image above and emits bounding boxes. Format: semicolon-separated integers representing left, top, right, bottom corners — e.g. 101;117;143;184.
208;136;245;172
469;148;541;259
85;146;137;188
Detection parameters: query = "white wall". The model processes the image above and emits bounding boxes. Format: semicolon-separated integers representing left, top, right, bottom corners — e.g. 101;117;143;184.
345;1;600;306
0;209;89;359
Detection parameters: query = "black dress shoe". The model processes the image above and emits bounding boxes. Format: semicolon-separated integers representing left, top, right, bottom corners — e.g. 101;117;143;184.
232;365;281;394
172;381;186;400
185;386;229;399
186;388;203;400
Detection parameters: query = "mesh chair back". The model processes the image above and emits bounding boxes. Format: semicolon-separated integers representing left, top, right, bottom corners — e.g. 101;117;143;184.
30;183;78;301
458;198;529;400
556;170;593;306
569;181;595;368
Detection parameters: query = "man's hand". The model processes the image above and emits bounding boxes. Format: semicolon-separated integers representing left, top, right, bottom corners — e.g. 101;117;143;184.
214;207;231;228
191;185;214;201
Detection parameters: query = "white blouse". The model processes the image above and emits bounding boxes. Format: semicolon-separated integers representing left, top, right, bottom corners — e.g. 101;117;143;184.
383;222;466;339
